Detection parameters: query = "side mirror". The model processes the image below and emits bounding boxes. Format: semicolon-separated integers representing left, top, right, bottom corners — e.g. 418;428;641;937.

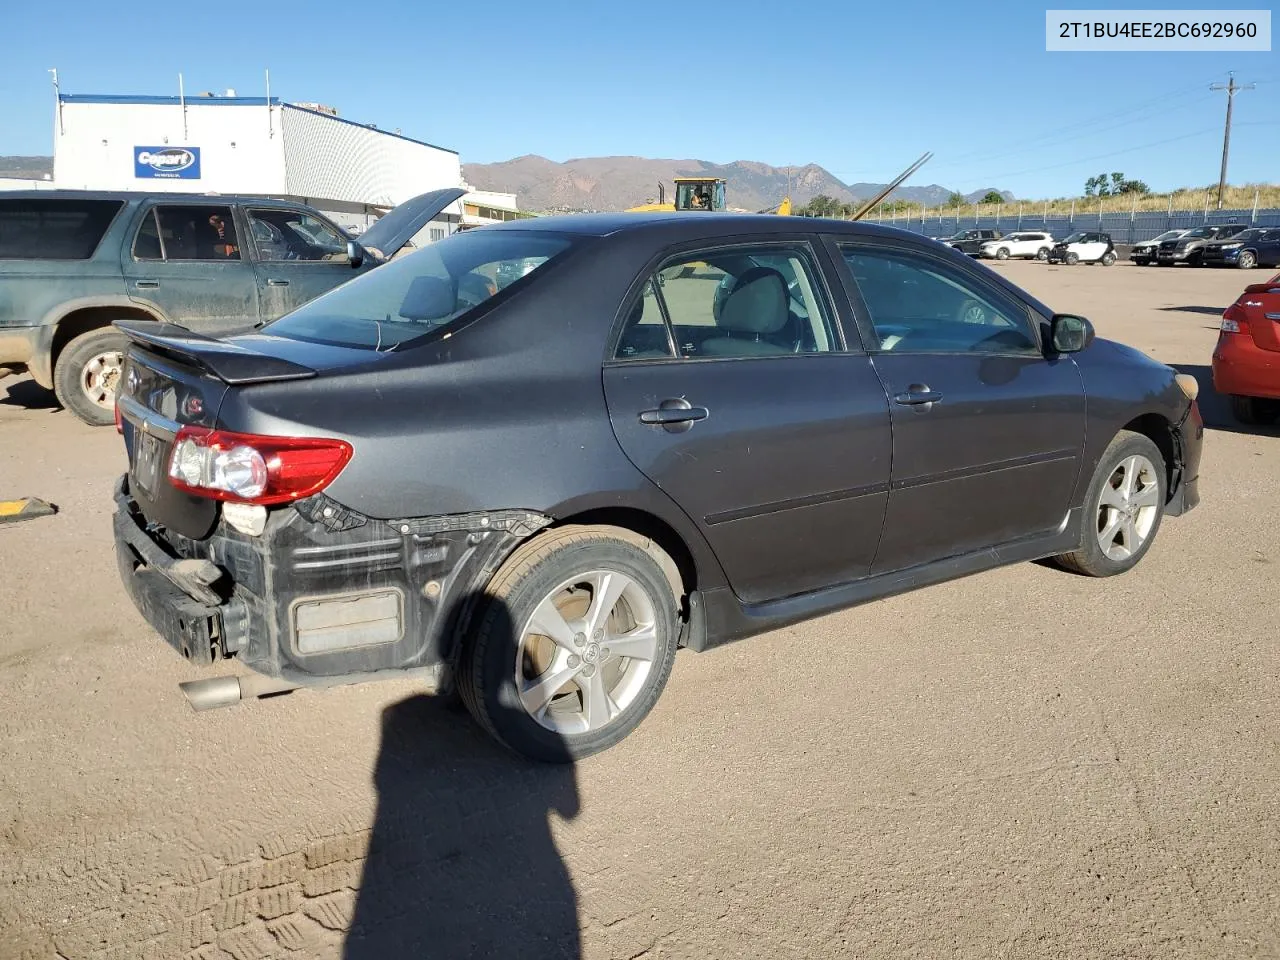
346;240;366;269
1050;313;1094;353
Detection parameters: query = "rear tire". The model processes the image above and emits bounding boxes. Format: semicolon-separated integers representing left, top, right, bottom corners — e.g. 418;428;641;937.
1036;247;1050;261
53;327;129;427
1052;431;1166;578
1231;395;1280;425
457;525;681;763
1101;252;1116;266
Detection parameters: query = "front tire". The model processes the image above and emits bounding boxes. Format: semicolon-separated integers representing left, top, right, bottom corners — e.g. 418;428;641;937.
995;247;1010;260
1237;250;1257;270
1065;252;1080;265
457;525;681;762
1053;431;1166;577
53;327;129;426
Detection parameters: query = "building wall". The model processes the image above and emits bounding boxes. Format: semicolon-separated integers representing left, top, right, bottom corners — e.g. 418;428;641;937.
53;97;288;194
281;106;462;212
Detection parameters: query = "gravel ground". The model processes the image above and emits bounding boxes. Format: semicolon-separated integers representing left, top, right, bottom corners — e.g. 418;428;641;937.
0;259;1276;960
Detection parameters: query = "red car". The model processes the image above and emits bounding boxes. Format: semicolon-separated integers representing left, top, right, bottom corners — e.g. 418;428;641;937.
1213;271;1280;424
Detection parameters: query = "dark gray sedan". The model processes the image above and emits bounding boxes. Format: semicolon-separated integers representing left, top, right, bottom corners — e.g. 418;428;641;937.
112;213;1204;762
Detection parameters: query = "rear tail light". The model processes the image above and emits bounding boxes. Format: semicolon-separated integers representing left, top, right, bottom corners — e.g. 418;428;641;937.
114;398;123;434
1220;302;1250;335
167;426;353;506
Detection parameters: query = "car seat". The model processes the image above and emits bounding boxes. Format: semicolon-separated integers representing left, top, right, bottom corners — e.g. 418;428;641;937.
699;267;794;357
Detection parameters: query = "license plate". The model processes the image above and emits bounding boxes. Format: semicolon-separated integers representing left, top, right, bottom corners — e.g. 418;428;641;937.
131;430;163;498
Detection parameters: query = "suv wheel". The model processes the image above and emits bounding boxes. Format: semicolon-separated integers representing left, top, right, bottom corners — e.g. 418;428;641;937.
457;525;682;762
1237;250;1258;270
1036;247;1050;261
53;327;130;427
995;247;1010;260
1053;431;1166;577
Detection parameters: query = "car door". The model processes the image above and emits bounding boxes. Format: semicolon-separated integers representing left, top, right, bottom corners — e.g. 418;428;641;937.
827;237;1086;574
246;206;362;322
1260;230;1280;266
121;202;260;334
603;239;893;604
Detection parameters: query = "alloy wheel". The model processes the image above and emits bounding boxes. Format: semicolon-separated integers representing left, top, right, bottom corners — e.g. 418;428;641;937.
1095;454;1160;562
81;350;124;410
515;569;659;735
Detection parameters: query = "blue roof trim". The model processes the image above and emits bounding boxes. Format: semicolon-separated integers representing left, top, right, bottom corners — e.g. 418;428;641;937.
59;93;280;106
281;103;458;155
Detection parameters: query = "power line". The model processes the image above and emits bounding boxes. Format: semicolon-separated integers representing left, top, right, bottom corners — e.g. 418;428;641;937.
949;128;1219;188
1210;72;1256;209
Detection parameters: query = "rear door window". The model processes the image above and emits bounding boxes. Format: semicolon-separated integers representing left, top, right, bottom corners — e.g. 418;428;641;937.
139;205;242;261
0;198;123;260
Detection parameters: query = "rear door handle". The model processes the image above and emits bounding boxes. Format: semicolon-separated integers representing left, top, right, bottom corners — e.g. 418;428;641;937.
893;384;943;406
639;398;709;433
266;278;290;287
134;280;160;289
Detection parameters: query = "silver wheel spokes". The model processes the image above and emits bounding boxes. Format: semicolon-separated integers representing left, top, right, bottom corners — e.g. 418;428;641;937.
516;570;659;735
1096;454;1160;561
81;350;124;409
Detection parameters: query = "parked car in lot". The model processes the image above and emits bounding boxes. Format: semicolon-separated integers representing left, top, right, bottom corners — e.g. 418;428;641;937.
1156;223;1248;266
0;188;463;425
112;213;1203;761
1129;229;1189;265
1046;231;1117;265
977;231;1055;261
1212;270;1280;424
1199;227;1280;270
941;228;1002;256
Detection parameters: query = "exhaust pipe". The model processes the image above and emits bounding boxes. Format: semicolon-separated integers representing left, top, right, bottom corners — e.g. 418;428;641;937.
179;674;301;711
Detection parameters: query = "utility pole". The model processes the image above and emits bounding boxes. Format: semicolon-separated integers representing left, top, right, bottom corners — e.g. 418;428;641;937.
1210;72;1254;209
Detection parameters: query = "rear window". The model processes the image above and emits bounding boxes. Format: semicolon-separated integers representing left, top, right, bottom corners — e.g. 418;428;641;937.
263;229;576;351
0;198;123;260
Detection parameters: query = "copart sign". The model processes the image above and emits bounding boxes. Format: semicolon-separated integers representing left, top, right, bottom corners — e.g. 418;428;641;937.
134;146;201;180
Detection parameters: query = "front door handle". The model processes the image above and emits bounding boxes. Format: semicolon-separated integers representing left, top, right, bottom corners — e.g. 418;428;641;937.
266;278;290;287
639;398;709;433
893;384;943;407
134;279;160;289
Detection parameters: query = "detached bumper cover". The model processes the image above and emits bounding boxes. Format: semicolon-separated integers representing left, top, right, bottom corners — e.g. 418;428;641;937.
112;474;550;686
1165;399;1204;517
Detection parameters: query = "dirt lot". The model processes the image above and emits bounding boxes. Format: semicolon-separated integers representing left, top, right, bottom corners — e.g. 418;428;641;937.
1;259;1277;960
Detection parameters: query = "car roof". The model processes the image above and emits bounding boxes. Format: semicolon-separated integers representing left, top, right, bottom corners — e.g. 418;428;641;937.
0;189;305;209
477;211;948;242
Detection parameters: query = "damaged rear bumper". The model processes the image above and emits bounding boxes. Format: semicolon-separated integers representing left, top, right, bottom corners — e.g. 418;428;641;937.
112;474;549;700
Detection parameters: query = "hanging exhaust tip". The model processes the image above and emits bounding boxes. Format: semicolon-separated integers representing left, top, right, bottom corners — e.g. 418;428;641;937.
179;674;301;711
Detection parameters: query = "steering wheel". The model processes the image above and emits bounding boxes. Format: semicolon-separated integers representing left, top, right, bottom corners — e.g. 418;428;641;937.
956;298;989;325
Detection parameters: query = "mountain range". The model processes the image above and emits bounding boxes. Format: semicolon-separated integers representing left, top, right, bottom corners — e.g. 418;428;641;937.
462;155;1012;213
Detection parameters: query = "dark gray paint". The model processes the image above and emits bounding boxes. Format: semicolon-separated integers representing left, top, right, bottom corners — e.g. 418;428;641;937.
116;212;1203;666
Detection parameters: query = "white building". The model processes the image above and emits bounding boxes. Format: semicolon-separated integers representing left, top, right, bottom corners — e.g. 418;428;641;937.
51;92;464;236
460;185;524;229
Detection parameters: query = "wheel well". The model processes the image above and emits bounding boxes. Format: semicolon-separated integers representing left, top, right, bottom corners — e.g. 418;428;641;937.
52;306;158;372
551;507;698;600
1122;413;1177;498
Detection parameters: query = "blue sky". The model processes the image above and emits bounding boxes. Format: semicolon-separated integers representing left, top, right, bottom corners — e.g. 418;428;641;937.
1;0;1274;198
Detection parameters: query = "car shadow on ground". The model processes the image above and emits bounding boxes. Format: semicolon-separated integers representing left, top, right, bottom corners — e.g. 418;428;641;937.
1174;363;1280;438
344;597;583;960
0;375;59;411
1157;305;1228;317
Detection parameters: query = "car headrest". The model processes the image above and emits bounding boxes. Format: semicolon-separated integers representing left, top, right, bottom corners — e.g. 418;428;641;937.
717;267;789;335
399;275;456;322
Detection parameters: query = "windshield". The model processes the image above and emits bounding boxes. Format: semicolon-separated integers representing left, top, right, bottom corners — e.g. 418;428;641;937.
1151;230;1183;242
1229;229;1265;241
1185;227;1215;239
1062;232;1086;244
263;229;576;351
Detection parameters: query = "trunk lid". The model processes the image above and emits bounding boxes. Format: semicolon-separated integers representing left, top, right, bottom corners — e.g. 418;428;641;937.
356;187;466;261
1235;277;1280;353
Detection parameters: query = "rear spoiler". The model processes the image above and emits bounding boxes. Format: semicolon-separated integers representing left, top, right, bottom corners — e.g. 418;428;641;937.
113;319;316;385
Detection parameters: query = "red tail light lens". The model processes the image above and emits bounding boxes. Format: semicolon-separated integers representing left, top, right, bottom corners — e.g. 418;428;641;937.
167;426;353;506
1221;302;1250;335
114;399;123;434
